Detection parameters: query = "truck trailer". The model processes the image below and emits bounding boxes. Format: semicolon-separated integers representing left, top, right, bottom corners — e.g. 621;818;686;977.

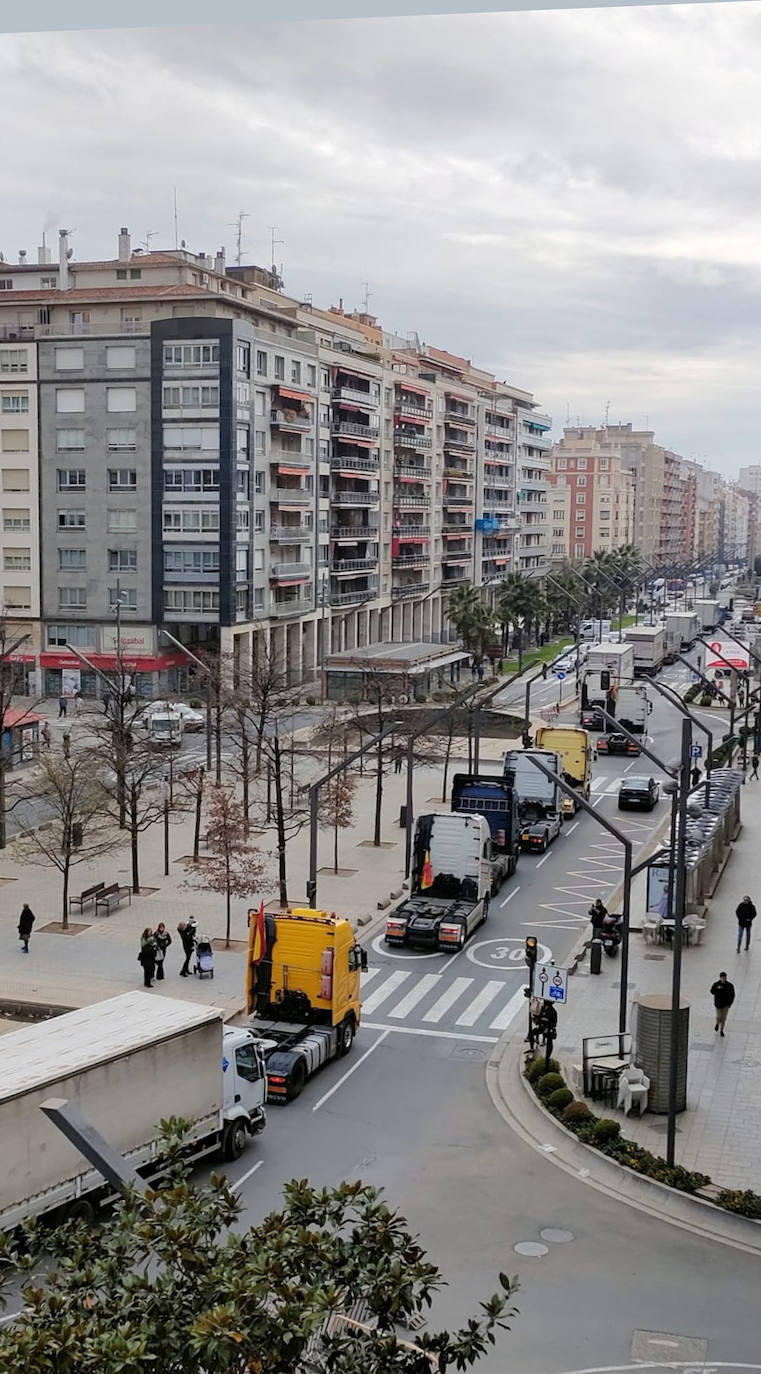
385;813;492;951
503;748;563;851
0;993;267;1232
694;599;721;631
624;625;665;677
615;682;650;735
534;726;591;815
581;641;635;718
246;908;368;1103
450;773;520;886
665;611;700;659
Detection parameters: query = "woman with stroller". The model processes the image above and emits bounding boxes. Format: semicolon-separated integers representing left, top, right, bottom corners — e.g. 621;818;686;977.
154;923;172;981
178;917;197;977
138;928;157;988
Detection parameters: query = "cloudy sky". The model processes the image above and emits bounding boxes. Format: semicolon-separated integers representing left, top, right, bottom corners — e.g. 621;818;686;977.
1;4;760;471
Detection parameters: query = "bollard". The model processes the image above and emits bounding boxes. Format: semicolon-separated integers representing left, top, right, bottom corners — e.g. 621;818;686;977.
590;939;603;975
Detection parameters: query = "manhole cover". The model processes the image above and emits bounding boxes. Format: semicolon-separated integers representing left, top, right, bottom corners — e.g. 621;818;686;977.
539;1228;574;1243
450;1045;487;1060
513;1241;549;1257
631;1329;707;1361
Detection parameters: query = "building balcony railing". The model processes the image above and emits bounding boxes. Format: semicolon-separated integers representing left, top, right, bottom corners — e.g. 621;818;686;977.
394;432;433;450
332;384;377;407
331;556;378;574
330;521;379;539
394;400;433;421
394;524;430;538
442;522;470;534
331;580;379;606
271;595;314;618
392;581;430;600
330;455;380;474
332;490;380;506
444;466;474;481
442;549;472;563
445;406;475;425
270;451;310;469
270;524;312;542
272;487;312;506
270;561;312;580
485;420;512;437
331;420;379;441
395;463;432;479
271;408;312;430
393;552;429;569
442;567;469;583
395;495;431;510
443;493;473;507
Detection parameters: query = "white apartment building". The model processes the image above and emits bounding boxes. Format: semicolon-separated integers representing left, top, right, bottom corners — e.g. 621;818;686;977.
0;336;41;688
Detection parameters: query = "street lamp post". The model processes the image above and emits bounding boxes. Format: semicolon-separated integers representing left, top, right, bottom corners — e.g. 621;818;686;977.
647;675;713;806
158;627;215;775
161;775;170;877
665;716;694;1167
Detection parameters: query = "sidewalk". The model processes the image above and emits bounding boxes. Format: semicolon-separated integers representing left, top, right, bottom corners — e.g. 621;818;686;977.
521;773;761;1194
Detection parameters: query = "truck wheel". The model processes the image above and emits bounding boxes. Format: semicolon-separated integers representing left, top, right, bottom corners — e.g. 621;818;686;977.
223;1120;248;1161
540;834;548;853
338;1016;355;1057
65;1197;95;1226
288;1060;307;1101
482;897;489;922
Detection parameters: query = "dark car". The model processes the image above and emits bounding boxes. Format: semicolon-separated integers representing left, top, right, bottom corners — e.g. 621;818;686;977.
618;775;660;810
596;732;640;757
581;707;604;730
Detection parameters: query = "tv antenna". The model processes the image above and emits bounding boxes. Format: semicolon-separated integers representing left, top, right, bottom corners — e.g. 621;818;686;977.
270;225;284;276
231;211;249;265
604;400;610;427
362;278;372;314
141;230;157;252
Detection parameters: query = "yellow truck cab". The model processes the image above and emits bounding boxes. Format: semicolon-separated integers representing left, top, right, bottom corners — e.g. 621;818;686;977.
535;726;592;815
246;907;367;1102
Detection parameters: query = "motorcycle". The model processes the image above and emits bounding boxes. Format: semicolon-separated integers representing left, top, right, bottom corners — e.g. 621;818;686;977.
589;905;623;958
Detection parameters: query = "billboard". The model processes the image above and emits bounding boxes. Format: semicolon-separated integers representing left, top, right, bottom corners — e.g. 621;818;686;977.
705;639;750;672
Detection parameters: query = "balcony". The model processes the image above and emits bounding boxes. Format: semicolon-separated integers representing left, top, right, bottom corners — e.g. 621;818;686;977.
395;494;431;510
330;521;379;539
271;407;312;431
444;427;475;450
444;465;474;481
393;552;429;569
331;579;379;606
442;567;469;583
394;523;430;538
271;451;311;471
445;405;475;426
330;455;379;474
331;556;378;574
394;398;432;421
332;384;377;407
392;581;430;600
442;521;470;534
271;594;313;618
272;487;312;506
485;419;512;438
332;490;380;508
331;420;379;441
270;561;311;580
443;491;473;507
270;524;312;542
394;432;433;450
395;463;431;479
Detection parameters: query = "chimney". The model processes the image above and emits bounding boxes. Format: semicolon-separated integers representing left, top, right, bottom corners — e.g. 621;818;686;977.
59;229;70;290
37;241;51;264
18;250;26;265
214;247;226;275
118;227;131;262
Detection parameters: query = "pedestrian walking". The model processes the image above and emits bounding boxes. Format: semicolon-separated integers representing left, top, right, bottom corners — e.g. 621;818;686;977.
477;662;484;683
41;721;51;750
751;753;759;780
73;689;82;716
62;729;71;760
58;695;67;719
710;971;735;1036
541;662;548;680
394;743;404;775
690;765;701;788
103;691;111;716
154;922;172;980
18;903;35;954
178;917;197;977
138;928;156;988
736;895;757;952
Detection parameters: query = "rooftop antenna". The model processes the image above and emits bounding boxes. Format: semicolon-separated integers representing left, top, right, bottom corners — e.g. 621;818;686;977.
231;211;249;266
173;189;179;250
270;225;284;277
362;278;372;315
142;230;157;252
565;402;570;426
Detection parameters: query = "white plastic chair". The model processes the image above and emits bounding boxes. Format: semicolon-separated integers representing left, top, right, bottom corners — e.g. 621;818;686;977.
617;1066;650;1116
641;915;662;946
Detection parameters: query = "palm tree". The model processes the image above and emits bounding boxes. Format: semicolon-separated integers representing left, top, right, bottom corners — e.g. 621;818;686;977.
446;584;495;659
496;573;546;672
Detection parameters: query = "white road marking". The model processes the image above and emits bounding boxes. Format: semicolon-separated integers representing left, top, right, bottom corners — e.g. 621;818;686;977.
360;967;381;985
490;985;529;1030
422;976;473;1023
536;852;552;868
232;1159;263;1190
590;776;607;793
361;970;411;1014
312;1029;390;1111
499;885;520;908
592;794;604;807
455;979;504;1026
362;1021;498;1044
388;973;441;1019
564;821;579;836
623;761;635;773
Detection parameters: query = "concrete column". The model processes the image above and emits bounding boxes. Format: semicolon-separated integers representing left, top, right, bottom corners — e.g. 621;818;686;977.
392;604;403;639
286;622;302;686
412;600;422;639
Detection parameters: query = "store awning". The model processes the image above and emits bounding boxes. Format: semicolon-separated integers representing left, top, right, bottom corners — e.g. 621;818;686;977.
278;465;308;477
397;382;429;398
277;386;312;403
336;435;376;448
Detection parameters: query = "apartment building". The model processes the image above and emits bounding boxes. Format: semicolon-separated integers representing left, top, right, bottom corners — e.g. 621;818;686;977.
0;226;547;693
547;427;635;561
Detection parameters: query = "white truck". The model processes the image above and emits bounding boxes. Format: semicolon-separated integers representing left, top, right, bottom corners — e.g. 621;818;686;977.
615;682;650;735
624;625;665;677
579;618;612;641
0;994;267;1232
147;708;184;749
694;599;721;631
665;611;700;660
385;813;492;951
581;641;635;722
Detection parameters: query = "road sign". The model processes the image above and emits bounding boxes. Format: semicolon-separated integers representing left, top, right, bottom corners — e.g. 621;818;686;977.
535;964;569;1004
555;670;566;681
690;672;700;683
690;744;702;759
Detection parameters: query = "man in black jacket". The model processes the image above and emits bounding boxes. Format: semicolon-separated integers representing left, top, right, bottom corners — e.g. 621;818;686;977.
736;895;757;952
710;972;735;1036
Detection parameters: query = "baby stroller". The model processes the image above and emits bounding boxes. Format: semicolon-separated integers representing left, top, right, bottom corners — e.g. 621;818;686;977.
194;934;214;979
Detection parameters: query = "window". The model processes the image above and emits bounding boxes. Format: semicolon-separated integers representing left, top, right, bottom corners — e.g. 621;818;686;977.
107;428;137;451
163;507;219;533
59;549;86;570
0;279;14;291
110;586;137;609
291;360;301;384
2;393;29;414
56;469;85;490
1;429;29;453
255;391;266;416
556;458;566;470
108;469;137;490
236;548;248;575
163;343;219;367
55;346;84;371
256;350;267;377
237;469;250;498
163;425;219;451
47;623;93;647
40;277;56;289
56;429;85;452
58;509;86;529
255;430;265;454
3;586;30;609
162;384;219;409
56;389;84;413
164;550;219;574
163;588;219;613
236;381;250;408
107;387;137;413
253;549;264;572
577;458;587;470
1;468;29;492
274;356;285;380
237;343;251;375
116;269;127;280
129;268;142;280
0;349;27;373
106;345;136;370
107;509;137;532
253;587;264;609
599;458;609;470
236;428;249;457
3;510;29;531
108;549;137;571
576;475;586;487
163;468;219;493
307;365;316;387
59;587;87;609
320;368;329;388
3;549;30;571
319;406;329;426
575;492;586;505
254;510;264;531
254;471;264;494
237;509;250;532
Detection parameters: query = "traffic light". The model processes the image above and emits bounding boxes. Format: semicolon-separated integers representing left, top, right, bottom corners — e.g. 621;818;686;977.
525;936;538;966
600;670;611;691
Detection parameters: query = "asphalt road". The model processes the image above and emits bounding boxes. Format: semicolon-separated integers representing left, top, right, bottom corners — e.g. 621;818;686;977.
210;656;761;1371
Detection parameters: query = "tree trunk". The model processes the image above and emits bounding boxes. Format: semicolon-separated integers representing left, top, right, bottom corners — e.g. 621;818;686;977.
215;696;222;786
225;853;231;948
0;757;6;851
130;784;140;894
116;721;127;829
373;739;383;846
334;813;339;874
241;731;250;832
61;855;70;929
273;736;288;907
441;719;454;803
193;769;204;862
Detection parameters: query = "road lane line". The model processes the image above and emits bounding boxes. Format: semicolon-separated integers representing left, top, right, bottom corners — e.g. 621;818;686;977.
360;967;381;985
499;885;520;909
361;970;411;1014
422;976;473;1023
232;1159;263;1190
490;986;529;1030
592;794;604;807
388;973;441;1019
455;980;503;1026
362;1022;498;1044
312;1030;390;1111
564;821;579;836
536;852;552;868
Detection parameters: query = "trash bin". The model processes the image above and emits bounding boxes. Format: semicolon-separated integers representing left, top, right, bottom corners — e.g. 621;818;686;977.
399;804;408;829
589;939;602;975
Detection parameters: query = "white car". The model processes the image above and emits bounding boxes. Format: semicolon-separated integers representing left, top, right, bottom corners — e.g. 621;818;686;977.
143;700;205;732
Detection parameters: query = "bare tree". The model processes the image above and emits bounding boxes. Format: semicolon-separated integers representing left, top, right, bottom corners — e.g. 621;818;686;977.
0;611;44;850
94;732;184;894
319;767;357;874
10;747;120;926
81;641;153;829
340;664;399;846
182;785;267;947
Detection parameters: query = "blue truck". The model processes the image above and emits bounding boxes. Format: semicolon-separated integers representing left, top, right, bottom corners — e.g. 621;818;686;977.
450;773;520;893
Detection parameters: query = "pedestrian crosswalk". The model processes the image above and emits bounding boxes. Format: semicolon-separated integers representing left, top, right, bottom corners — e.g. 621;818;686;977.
590;776;622;796
360;966;523;1034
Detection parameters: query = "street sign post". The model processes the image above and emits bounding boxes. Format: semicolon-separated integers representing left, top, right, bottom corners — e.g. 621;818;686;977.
690;744;702;759
555;670;566;681
535;964;569;1004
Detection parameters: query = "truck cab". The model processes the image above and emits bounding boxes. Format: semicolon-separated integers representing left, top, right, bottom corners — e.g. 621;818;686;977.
534;727;591;815
221;1026;267;1152
450;773;520;885
147;710;184;748
385;813;492;951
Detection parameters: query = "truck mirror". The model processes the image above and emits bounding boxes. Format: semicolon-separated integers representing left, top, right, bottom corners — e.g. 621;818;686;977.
360;948;368;971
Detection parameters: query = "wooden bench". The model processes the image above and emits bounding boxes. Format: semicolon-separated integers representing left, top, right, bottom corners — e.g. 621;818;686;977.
95;884;133;917
68;881;106;915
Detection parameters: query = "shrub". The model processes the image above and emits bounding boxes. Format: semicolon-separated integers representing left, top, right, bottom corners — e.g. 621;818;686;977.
537;1072;566;1099
526;1056;559;1083
547;1087;574;1113
563;1099;594;1126
699;693;713;707
305;696;316;707
592;1118;621;1145
717;1188;761;1219
683;684;700;704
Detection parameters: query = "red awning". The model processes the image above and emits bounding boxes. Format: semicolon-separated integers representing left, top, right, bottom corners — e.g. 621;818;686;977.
2;709;43;728
336;400;372;414
446;391;472;404
277;386;312;403
277;578;310;587
336;435;376;448
398;382;429;398
40;650;189;672
398;474;426;483
399;536;429;544
278;465;308;477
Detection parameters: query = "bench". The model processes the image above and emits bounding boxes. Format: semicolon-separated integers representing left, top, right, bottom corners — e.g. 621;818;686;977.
68;881;106;915
95;884;133;917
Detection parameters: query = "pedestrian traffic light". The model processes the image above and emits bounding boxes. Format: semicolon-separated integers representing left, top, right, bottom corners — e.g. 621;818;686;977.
525;936;538;966
600;670;611;691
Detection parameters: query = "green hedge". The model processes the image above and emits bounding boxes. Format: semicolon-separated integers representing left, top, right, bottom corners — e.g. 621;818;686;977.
683;684;701;704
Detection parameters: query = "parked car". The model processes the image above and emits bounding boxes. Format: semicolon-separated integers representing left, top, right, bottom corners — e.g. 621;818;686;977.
596;733;641;757
618;775;660;811
143;701;205;732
